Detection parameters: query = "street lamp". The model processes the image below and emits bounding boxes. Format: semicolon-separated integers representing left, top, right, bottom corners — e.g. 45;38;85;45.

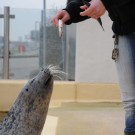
43;0;47;66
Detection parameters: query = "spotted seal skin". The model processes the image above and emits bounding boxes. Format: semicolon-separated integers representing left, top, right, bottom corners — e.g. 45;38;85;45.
0;66;61;135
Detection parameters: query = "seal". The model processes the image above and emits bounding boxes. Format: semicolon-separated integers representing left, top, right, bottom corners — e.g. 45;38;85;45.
0;65;61;135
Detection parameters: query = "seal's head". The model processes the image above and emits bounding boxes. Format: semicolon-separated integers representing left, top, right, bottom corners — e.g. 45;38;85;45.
0;65;63;135
20;65;54;108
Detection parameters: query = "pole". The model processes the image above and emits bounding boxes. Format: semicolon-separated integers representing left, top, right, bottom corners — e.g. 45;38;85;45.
0;7;15;79
43;0;46;66
3;7;10;79
39;11;44;67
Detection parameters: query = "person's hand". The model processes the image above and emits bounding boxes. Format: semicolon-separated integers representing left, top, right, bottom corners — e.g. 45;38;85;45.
51;10;71;27
80;0;106;19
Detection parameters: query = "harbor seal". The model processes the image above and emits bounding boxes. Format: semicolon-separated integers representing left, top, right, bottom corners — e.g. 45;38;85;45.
0;65;61;135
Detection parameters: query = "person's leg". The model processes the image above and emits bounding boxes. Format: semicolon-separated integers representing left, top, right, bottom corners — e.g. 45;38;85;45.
116;33;135;135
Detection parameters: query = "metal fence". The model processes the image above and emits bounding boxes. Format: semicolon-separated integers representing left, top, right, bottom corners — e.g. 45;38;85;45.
0;7;76;80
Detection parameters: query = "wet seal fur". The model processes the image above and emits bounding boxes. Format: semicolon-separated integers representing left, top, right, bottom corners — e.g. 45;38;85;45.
0;66;62;135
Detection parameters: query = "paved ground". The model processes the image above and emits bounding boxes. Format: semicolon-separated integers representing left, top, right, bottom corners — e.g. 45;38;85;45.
44;102;125;135
0;102;125;135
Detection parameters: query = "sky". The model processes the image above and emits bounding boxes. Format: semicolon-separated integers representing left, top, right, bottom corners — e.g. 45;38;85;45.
0;0;67;9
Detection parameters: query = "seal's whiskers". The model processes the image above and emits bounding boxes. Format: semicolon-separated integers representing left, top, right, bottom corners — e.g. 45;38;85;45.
46;65;68;80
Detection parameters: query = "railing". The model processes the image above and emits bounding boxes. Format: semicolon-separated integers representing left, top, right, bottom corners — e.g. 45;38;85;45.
0;7;76;80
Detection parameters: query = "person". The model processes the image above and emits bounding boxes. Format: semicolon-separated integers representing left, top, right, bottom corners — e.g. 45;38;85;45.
51;0;135;135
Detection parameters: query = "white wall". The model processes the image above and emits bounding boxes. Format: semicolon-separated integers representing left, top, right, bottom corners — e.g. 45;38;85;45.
75;14;118;83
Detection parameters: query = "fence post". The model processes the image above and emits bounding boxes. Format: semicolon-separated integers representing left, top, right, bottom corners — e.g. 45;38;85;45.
0;7;15;79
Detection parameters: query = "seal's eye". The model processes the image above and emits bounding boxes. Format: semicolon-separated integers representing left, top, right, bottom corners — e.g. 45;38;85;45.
26;89;29;92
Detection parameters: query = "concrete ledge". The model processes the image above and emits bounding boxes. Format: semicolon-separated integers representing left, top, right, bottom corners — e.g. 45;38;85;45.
76;83;121;102
0;80;27;111
0;80;121;111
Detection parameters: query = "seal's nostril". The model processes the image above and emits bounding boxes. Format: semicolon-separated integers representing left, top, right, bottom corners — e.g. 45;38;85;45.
31;78;35;84
45;76;52;86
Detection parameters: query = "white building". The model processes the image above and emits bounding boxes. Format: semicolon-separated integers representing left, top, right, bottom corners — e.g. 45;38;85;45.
67;13;118;83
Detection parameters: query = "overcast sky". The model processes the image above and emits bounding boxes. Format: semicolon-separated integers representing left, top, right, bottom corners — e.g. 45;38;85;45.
0;0;66;9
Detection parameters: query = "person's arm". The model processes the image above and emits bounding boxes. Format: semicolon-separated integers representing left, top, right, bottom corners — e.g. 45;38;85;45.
64;0;90;25
51;0;107;27
80;0;106;19
100;0;112;10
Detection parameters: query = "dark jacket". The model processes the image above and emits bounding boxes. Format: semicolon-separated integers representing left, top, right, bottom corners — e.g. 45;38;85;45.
64;0;135;35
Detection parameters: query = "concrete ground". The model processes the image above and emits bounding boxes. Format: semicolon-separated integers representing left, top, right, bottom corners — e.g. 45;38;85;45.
0;102;125;135
42;102;125;135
